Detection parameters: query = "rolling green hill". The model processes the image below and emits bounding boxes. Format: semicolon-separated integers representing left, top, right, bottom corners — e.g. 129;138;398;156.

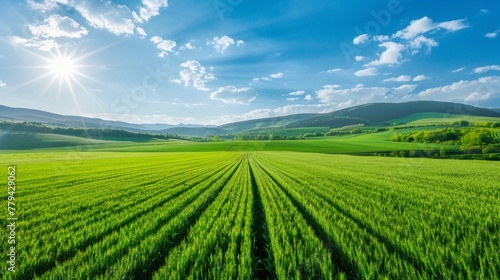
1;101;499;138
219;114;319;132
287;101;500;128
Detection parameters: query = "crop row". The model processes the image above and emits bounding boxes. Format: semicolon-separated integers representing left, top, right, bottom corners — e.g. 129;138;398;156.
1;151;498;279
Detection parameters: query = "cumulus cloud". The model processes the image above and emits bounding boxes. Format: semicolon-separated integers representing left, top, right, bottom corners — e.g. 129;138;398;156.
150;36;176;57
393;16;468;40
177;60;215;91
289;90;305;96
304;94;313;101
206;104;332;125
210;86;258;104
368;42;405;66
473;65;500;74
373;35;389;42
136;27;147;38
180;41;195;50
26;0;164;36
28;14;88;38
253;72;284;82
464;92;491;103
353;34;369;45
10;36;59;52
286;97;299;101
485;31;498;39
315;84;388;104
413;75;430;81
269;72;284;79
408;36;438;54
134;0;168;23
382;75;412;82
391;84;418;95
416;76;500;104
359;16;468;67
355;56;365;62
208;36;243;53
355;67;378;77
73;2;136;35
0;80;6;87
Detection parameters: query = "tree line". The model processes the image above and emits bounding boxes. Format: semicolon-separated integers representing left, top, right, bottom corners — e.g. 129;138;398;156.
0;121;183;140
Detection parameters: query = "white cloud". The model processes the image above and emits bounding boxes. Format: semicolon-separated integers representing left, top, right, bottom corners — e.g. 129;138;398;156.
10;36;59;52
315;84;387;104
210;86;257;104
208;36;242;53
382;75;412;82
391;84;417;95
28;14;88;38
150;36;176;57
134;0;168;23
286;97;299;101
327;68;342;73
206;104;332;125
353;34;369;45
485;31;498;39
304;94;313;101
74;2;136;36
473;65;500;74
464;92;491;102
416;76;500;104
438;19;469;32
183;42;195;50
0;80;6;87
289;90;305;96
136;27;147;38
409;36;438;53
394;16;468;40
178;60;215;91
355;67;378;77
413;75;430;81
368;42;405;66
355;56;365;62
25;0;167;36
26;0;62;10
480;9;489;14
452;67;465;73
373;35;389;42
269;72;284;79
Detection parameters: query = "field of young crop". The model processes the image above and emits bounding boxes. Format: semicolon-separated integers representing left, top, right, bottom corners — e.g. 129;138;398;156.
1;151;499;279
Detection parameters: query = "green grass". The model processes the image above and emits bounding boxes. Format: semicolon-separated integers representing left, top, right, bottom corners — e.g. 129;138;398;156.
389;112;500;126
0;129;458;155
1;151;499;279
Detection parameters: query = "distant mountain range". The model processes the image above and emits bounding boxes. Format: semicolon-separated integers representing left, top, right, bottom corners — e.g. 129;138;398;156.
1;101;499;137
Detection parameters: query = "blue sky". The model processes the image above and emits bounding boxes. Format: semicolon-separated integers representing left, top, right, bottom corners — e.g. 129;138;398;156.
0;0;499;125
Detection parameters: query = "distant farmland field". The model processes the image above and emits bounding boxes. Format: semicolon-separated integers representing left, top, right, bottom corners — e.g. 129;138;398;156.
1;151;499;279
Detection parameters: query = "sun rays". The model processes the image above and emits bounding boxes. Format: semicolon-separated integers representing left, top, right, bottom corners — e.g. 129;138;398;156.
2;42;123;114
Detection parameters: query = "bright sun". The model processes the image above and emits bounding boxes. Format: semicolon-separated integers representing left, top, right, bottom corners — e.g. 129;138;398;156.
49;55;78;80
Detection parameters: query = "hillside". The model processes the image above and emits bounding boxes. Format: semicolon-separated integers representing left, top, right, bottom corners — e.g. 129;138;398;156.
0;105;177;132
161;126;230;138
219;114;319;132
287;101;500;128
1;101;499;137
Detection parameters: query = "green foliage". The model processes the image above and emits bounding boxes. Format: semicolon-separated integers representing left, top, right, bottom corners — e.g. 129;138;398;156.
450;120;469;126
392;127;499;147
